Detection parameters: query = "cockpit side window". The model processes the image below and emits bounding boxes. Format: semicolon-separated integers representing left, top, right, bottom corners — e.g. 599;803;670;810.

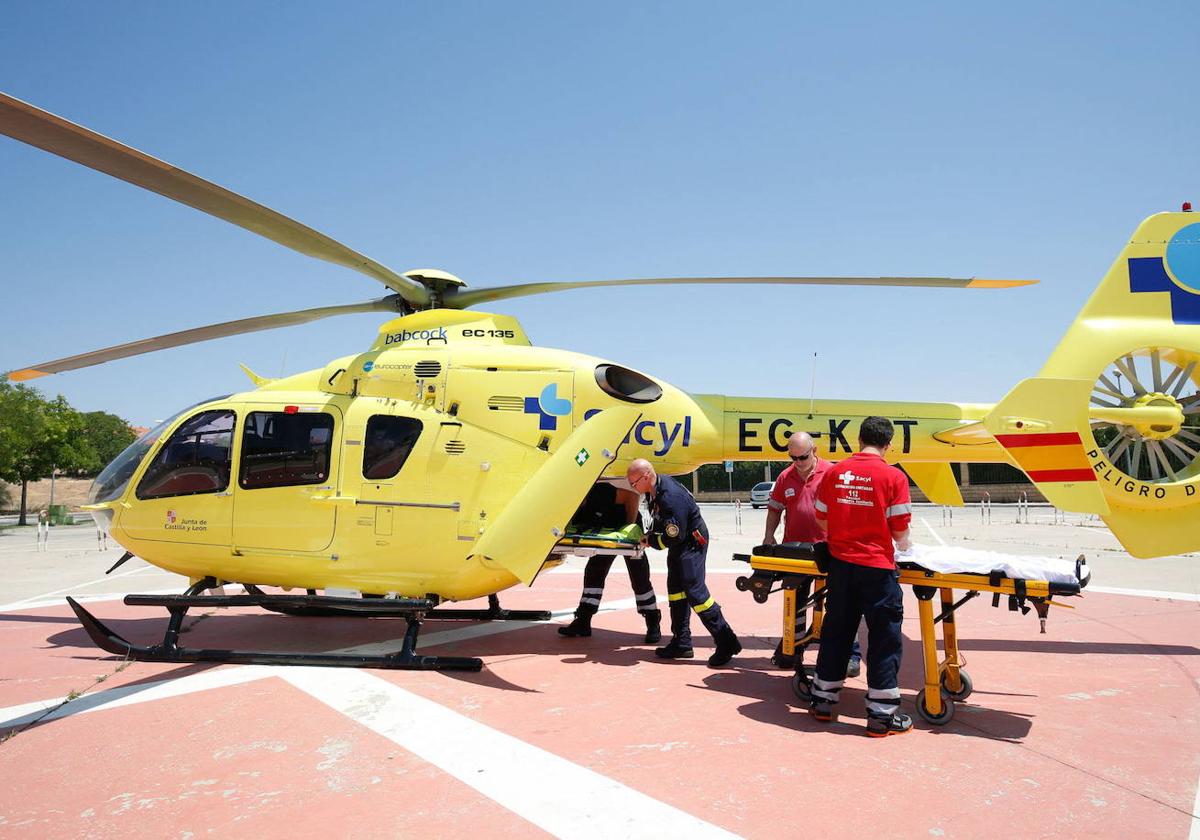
363;416;423;480
135;410;236;500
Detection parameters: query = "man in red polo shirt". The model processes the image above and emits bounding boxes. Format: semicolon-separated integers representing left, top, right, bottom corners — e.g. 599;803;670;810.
810;416;913;737
764;432;831;545
762;432;860;674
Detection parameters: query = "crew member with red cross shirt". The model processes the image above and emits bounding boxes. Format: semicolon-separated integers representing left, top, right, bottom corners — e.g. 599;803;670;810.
809;416;914;737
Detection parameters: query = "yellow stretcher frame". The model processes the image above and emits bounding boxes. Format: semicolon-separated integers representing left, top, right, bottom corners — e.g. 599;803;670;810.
551;535;645;559
736;552;1080;725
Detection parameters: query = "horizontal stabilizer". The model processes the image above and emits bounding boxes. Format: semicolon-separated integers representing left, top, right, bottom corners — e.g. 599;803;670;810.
930;421;994;446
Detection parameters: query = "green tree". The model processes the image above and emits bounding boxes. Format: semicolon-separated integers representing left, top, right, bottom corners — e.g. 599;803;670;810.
696;460;786;493
0;383;97;525
79;411;137;474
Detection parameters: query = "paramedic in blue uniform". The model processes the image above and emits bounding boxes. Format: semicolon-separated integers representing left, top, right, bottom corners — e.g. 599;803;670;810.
558;482;662;643
626;458;742;668
809;416;914;737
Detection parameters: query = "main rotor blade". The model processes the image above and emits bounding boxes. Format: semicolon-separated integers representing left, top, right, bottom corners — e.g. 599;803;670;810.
6;296;403;381
447;275;1037;309
0;92;430;308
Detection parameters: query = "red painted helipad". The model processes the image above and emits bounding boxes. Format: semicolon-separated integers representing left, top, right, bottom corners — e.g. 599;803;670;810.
2;570;1199;838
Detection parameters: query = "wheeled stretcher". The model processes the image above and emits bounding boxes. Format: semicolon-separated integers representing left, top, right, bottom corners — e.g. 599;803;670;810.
734;543;1090;725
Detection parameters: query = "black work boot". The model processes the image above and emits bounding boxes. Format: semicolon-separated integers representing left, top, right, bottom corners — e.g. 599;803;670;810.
558;611;594;637
642;609;662;644
655;638;695;659
866;712;913;737
810;698;836;722
707;625;743;668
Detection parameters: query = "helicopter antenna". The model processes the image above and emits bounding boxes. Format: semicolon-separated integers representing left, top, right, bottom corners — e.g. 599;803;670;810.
808;352;818;419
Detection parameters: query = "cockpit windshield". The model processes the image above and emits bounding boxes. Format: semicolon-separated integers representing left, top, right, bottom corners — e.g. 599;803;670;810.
87;396;232;506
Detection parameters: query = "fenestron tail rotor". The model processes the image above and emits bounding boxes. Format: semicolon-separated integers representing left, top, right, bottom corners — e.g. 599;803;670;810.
1089;348;1200;483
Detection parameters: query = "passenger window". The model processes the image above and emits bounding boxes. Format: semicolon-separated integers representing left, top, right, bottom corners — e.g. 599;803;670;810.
136;410;235;500
240;411;335;489
363;416;423;479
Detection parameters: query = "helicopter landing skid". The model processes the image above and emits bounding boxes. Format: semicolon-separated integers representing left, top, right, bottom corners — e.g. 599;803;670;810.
244;590;553;623
426;593;553;622
65;582;482;672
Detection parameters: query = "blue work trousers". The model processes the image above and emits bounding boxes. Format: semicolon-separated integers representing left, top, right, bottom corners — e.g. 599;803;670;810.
665;544;728;647
813;557;904;718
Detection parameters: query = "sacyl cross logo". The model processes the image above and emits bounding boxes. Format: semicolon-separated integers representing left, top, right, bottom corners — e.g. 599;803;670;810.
524;383;573;431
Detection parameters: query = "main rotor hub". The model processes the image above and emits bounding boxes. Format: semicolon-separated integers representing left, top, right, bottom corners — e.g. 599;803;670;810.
402;268;467;310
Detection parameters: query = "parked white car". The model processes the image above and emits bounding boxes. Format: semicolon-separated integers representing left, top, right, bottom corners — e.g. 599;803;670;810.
749;481;774;509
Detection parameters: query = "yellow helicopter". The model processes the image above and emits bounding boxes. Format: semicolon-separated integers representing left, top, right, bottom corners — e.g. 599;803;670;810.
3;92;1198;671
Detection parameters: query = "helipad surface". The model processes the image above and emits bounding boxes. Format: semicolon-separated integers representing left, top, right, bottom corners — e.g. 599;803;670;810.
1;507;1198;838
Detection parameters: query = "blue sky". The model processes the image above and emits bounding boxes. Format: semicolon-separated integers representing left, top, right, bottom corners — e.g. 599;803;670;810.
2;2;1198;426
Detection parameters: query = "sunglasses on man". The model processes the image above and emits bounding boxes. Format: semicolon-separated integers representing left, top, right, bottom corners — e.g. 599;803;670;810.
790;451;814;462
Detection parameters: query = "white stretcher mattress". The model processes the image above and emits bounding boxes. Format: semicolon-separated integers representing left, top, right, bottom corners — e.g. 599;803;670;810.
901;544;1089;587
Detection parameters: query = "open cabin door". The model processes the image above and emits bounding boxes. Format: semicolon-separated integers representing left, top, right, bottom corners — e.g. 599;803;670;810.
442;368;577;547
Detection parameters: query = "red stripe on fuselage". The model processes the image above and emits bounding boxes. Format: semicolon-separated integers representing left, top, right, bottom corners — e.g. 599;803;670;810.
995;432;1084;448
1026;468;1098;483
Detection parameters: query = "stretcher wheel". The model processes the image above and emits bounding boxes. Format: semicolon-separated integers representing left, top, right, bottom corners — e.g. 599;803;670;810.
735;576;749;591
940;669;973;701
791;671;813;702
916;689;955;725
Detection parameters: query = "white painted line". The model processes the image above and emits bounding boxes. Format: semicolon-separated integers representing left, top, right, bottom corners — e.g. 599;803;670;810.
0;594;644;723
2;646;737;835
1087;586;1200;603
918;516;948;547
1191;771;1200;840
0;563;165;612
283;668;738;839
0;587;182;614
0;666;274;730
